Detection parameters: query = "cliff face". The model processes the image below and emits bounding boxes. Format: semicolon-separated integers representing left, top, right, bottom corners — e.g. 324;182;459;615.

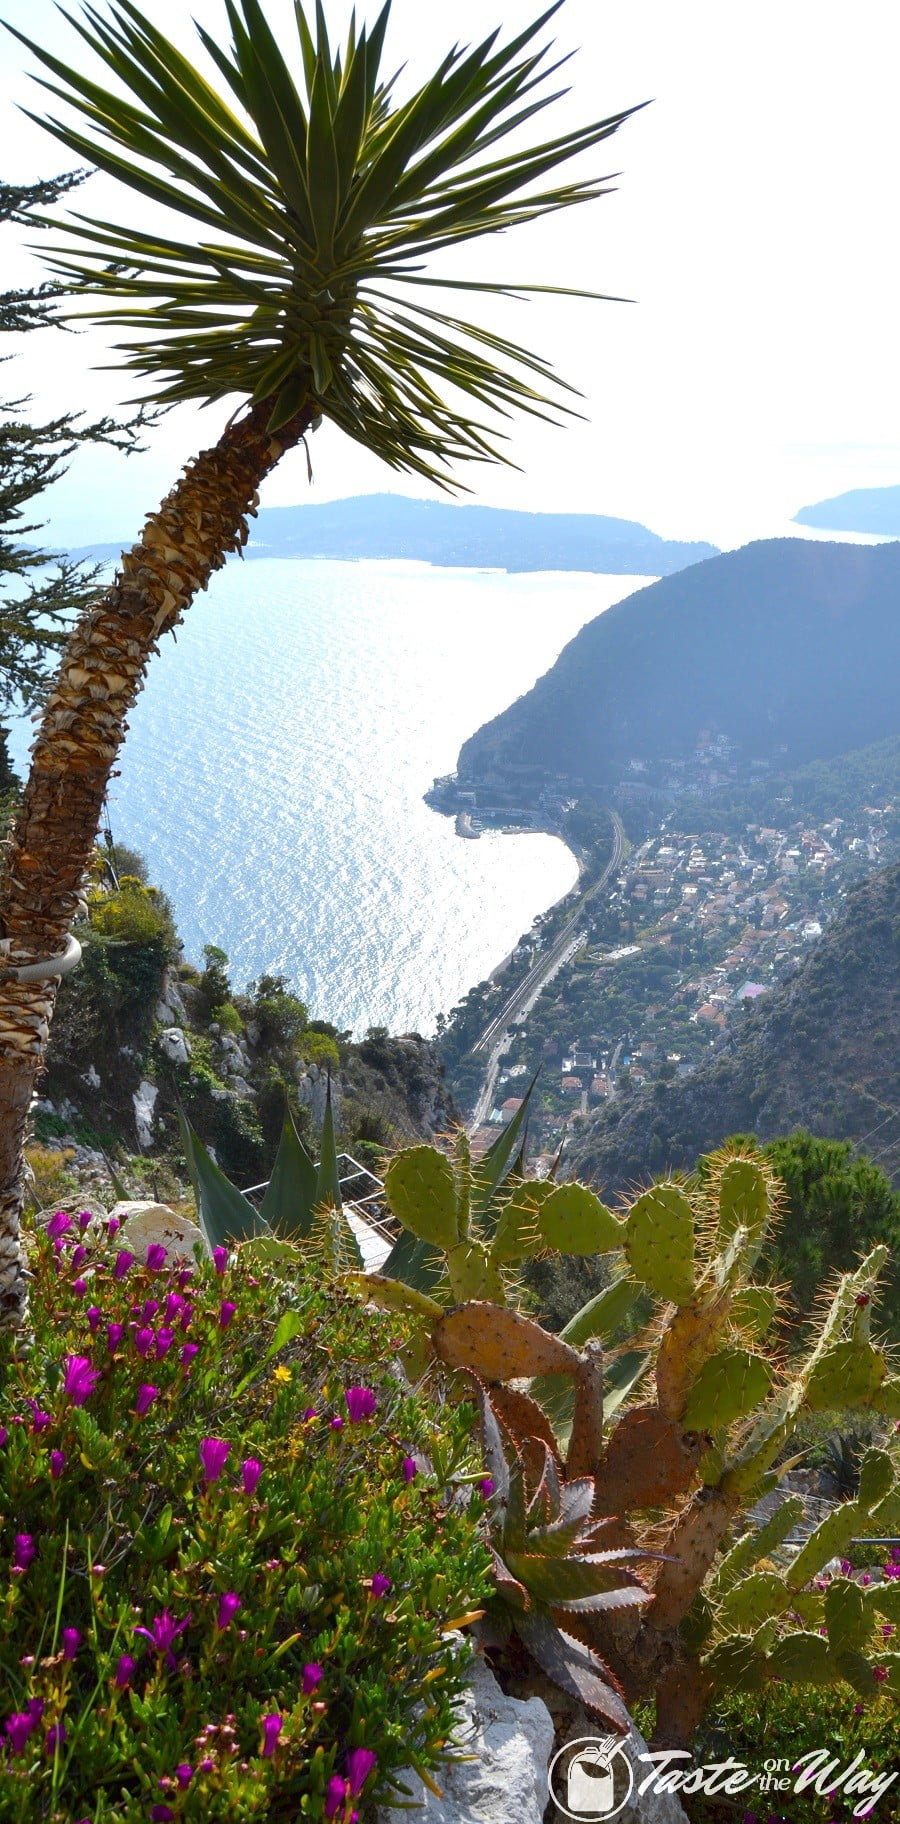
456;539;900;788
568;863;900;1195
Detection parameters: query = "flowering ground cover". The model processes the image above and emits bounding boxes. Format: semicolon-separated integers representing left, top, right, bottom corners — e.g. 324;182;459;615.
0;1217;492;1821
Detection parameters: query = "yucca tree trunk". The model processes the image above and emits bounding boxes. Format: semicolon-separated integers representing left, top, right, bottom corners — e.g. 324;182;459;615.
0;398;314;1329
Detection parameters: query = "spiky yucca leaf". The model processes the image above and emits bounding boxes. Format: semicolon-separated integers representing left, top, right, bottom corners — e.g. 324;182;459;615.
9;0;641;484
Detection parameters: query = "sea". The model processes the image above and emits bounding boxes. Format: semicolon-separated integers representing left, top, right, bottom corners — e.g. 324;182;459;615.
8;561;649;1037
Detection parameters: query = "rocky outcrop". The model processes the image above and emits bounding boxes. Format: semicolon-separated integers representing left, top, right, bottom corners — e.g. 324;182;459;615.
376;1654;554;1824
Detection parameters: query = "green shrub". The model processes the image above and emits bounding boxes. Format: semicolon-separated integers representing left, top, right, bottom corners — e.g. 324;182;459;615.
0;1221;492;1821
89;880;174;949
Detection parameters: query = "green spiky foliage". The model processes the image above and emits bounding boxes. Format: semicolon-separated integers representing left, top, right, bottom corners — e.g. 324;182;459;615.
8;0;640;483
359;1141;900;1745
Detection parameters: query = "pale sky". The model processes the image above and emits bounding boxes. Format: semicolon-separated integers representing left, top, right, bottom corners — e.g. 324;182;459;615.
2;0;900;552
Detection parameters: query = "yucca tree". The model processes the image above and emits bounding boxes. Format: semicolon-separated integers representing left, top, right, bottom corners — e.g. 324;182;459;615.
0;0;639;1328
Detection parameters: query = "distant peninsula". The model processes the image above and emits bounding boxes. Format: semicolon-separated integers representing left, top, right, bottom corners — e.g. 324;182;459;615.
66;493;718;577
794;484;900;535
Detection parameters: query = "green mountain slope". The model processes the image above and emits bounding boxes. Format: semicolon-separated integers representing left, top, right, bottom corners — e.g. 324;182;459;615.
567;862;900;1194
455;539;900;788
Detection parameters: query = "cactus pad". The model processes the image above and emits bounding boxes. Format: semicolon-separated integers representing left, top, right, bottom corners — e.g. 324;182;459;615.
786;1507;860;1592
825;1579;869;1654
599;1406;707;1512
446;1241;506;1305
805;1340;887;1412
872;1376;900;1418
434;1302;582;1381
490;1181;550;1264
730;1284;779;1341
384;1145;459;1247
717;1571;791;1633
767;1630;835;1685
625;1184;696;1304
656;1293;731;1419
703;1633;766;1692
857;1447;895;1512
537;1183;624;1256
682;1347;774;1432
712;1494;805;1594
717;1157;770;1259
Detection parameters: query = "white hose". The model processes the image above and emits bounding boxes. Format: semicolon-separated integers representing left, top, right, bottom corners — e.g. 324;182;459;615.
1;933;83;983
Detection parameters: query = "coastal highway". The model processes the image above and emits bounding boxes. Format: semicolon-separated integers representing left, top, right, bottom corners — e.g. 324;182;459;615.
468;811;625;1131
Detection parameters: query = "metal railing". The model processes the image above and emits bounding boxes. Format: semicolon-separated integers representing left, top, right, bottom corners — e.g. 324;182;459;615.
242;1152;396;1245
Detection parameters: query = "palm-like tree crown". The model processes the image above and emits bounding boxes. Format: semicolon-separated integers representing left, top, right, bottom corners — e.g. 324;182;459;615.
9;0;639;484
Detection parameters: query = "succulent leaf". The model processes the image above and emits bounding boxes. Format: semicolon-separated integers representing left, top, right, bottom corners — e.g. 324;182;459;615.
446;1241;507;1304
711;1495;805;1594
383;1144;459;1248
825;1579;869;1654
682;1348;774;1432
805;1341;887;1412
717;1571;791;1633
857;1447;895;1512
767;1631;835;1685
730;1284;780;1342
512;1609;631;1731
702;1633;766;1692
561;1275;645;1347
625;1183;696;1304
717;1157;770;1264
489;1180;550;1265
537;1182;624;1256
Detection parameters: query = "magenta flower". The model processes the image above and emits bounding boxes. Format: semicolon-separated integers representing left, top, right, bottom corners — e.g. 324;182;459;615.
62;1628;81;1661
0;1426;7;1447
13;1534;36;1571
261;1713;282;1757
345;1386;377;1423
5;1710;39;1755
134;1608;190;1669
114;1654;135;1688
199;1437;231;1483
174;1763;193;1790
78;1209;92;1231
180;1342;199;1370
330;1416;344;1432
216;1592;242;1630
325;1775;349;1819
479;1477;495;1499
50;1450;66;1479
370;1573;392;1599
107;1322;125;1352
164;1292;184;1324
882;1624;895;1638
134;1327;155;1358
63;1354;100;1406
72;1277;87;1298
142;1299;161;1322
113;1250;134;1280
71;1245;88;1272
151;1809;175;1823
218;1300;237;1329
155;1327;175;1359
402;1456;417;1483
45;1723;67;1756
347;1747;377;1795
146;1244;168;1271
107;1215;121;1237
302;1662;323;1695
212;1246;229;1274
179;1302;194;1331
303;1407;318;1421
28;1401;53;1433
135;1383;159;1417
241;1457;262;1496
47;1211;73;1240
86;1304;102;1333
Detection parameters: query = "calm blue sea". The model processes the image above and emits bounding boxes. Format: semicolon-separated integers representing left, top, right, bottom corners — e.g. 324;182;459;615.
9;561;646;1035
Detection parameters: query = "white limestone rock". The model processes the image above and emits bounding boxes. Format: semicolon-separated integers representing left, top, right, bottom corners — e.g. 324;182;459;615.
81;1064;102;1090
114;1201;207;1263
133;1080;158;1150
376;1654;554;1824
158;1027;192;1066
546;1713;689;1824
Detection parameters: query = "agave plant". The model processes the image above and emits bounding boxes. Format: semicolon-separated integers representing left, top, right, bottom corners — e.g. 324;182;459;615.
0;0;641;1329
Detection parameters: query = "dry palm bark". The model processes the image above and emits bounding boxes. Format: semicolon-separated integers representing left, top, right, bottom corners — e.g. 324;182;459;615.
0;401;313;1328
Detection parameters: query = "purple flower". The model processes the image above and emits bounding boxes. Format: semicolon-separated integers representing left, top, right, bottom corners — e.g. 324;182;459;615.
47;1211;73;1240
212;1246;229;1274
142;1299;161;1322
135;1383;159;1417
302;1662;323;1694
78;1210;92;1231
199;1437;231;1483
0;1426;7;1447
241;1457;262;1496
13;1534;36;1571
151;1809;175;1823
330;1416;344;1432
114;1654;135;1688
873;1665;888;1682
146;1244;168;1271
174;1763;193;1790
347;1747;377;1795
370;1573;392;1600
402;1456;417;1483
261;1713;282;1757
28;1401;53;1433
112;1250;134;1281
50;1450;66;1479
216;1592;242;1630
63;1354;100;1406
107;1322;125;1352
479;1477;495;1499
87;1304;102;1333
72;1277;87;1298
325;1776;349;1819
155;1326;175;1359
45;1723;67;1756
5;1710;39;1755
71;1245;88;1272
164;1292;184;1324
854;1702;865;1715
180;1342;199;1371
134;1608;190;1670
345;1386;377;1423
179;1302;194;1331
303;1407;318;1421
134;1326;155;1358
107;1215;121;1237
62;1628;80;1661
218;1300;237;1330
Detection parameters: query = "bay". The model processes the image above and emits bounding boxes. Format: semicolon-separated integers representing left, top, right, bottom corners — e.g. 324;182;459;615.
10;560;646;1035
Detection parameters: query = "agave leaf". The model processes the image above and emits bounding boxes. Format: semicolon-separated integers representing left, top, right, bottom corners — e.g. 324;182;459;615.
177;1107;267;1250
476;1382;510;1506
314;1075;342;1211
504;1550;643;1607
471;1072;538;1224
603;1349;650;1420
380;1226;444;1296
259;1105;318;1237
513;1608;630;1731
